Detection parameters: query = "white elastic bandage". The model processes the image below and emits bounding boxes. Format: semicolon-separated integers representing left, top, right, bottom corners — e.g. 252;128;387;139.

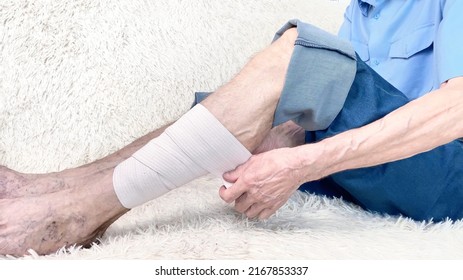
113;104;251;208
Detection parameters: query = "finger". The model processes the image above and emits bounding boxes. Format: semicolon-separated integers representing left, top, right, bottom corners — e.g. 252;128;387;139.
245;203;267;219
218;186;229;202
222;161;247;183
219;182;246;203
257;208;277;220
234;193;253;214
0;240;8;253
218;178;249;203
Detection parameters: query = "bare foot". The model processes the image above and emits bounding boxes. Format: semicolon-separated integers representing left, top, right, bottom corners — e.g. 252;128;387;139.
0;168;128;256
253;121;305;154
0;124;171;256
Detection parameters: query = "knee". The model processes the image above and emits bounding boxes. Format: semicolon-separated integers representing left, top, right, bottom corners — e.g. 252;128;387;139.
276;27;298;50
281;27;298;41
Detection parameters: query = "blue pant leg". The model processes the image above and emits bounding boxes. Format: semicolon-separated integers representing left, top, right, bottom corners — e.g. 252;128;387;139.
310;58;463;221
299;132;360;203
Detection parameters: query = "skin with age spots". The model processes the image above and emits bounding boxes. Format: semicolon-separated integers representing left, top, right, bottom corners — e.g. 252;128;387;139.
0;166;71;198
1;16;462;257
0;120;303;256
0;31;299;257
0;168;127;255
0;123;175;256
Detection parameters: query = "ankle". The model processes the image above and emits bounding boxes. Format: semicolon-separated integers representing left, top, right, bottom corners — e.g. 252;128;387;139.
71;166;129;219
94;168;128;212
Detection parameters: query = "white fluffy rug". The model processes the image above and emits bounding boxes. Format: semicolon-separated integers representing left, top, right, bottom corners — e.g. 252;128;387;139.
2;0;463;259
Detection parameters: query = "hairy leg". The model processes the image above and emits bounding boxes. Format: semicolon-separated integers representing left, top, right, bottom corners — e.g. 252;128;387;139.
0;169;126;255
0;124;169;256
202;28;297;151
0;124;171;199
0;29;297;256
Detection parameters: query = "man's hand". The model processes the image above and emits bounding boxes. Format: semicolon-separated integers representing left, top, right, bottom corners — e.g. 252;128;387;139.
219;147;306;220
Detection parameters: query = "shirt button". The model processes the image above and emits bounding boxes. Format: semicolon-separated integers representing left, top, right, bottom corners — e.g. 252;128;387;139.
373;60;380;66
373;13;380;19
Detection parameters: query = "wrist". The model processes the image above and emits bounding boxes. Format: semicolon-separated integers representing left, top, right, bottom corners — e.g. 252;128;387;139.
291;142;329;183
293;136;347;183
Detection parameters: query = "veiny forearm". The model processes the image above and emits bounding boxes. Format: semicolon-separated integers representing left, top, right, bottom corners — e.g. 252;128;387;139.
296;78;463;180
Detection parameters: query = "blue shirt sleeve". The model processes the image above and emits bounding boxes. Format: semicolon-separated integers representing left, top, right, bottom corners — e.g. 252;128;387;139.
436;0;463;84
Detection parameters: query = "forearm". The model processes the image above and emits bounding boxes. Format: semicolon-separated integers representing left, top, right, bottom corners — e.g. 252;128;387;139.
296;78;463;180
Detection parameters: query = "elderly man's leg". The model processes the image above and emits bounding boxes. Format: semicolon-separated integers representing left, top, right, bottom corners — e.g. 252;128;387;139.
0;124;171;256
0;124;170;199
201;32;296;150
112;19;357;210
0;28;300;256
0;18;359;256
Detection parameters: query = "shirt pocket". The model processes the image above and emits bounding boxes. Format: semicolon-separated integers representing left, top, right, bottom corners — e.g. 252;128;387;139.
389;23;436;59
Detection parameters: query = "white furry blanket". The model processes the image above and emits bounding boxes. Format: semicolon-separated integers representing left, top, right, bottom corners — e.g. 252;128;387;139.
2;0;463;259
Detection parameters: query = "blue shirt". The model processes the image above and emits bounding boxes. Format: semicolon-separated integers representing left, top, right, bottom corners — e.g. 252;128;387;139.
338;0;463;100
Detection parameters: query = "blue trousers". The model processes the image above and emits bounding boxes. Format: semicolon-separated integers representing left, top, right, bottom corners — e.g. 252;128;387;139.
299;56;463;222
